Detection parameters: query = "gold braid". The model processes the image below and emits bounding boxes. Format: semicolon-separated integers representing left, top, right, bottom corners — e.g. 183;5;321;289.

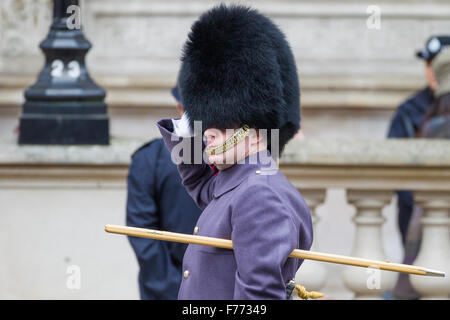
205;125;250;156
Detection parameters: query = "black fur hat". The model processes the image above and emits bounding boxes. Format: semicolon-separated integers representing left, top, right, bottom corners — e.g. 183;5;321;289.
178;4;300;152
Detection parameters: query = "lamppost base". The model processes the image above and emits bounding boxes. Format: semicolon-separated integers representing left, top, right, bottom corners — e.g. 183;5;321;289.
19;114;109;145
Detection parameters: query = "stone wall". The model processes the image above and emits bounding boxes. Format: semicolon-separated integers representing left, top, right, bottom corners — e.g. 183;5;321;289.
2;138;449;299
1;0;450;141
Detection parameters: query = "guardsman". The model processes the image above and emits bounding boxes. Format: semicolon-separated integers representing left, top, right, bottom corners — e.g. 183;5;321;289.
157;4;313;299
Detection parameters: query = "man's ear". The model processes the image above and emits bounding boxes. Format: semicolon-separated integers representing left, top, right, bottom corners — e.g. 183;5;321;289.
176;104;183;116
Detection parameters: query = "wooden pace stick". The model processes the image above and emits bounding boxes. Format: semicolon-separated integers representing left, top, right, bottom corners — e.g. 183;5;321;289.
105;224;445;277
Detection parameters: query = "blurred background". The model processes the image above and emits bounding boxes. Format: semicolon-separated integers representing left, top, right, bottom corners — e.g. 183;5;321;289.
0;0;449;299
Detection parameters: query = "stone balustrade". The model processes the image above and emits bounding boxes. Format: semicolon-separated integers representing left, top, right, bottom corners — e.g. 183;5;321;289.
282;139;450;299
0;137;449;299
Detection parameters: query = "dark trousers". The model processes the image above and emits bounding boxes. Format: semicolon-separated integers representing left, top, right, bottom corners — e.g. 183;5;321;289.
397;190;414;246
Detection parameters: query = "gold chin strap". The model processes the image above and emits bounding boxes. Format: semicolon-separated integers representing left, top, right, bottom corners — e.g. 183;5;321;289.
205;125;250;156
295;284;324;300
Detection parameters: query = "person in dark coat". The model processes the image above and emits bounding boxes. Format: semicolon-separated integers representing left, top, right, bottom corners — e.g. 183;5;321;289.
157;4;313;300
126;87;202;300
387;35;449;300
388;35;449;245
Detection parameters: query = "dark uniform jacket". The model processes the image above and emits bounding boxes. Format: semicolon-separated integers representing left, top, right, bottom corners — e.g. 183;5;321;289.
126;138;202;299
388;87;433;138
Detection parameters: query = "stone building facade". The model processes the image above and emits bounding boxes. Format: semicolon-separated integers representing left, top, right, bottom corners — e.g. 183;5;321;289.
0;0;449;299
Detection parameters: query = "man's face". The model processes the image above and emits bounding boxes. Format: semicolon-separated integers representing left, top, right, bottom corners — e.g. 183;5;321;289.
203;127;253;170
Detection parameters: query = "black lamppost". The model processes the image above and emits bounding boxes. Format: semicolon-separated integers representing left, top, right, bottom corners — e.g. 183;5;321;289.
19;0;109;145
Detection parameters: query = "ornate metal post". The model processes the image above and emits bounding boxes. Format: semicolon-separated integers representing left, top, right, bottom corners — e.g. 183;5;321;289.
19;0;109;145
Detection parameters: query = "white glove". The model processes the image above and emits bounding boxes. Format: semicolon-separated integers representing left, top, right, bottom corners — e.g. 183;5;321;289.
172;112;194;137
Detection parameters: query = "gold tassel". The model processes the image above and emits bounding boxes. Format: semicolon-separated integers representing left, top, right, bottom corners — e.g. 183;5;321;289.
295;284;324;300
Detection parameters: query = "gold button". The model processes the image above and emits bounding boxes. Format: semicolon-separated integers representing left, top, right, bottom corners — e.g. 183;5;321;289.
194;226;199;234
183;270;190;278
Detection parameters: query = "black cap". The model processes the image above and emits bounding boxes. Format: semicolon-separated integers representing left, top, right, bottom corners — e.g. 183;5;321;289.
416;36;450;61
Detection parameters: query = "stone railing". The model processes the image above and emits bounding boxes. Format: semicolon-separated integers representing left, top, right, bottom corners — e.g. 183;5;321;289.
282;139;450;299
0;137;449;299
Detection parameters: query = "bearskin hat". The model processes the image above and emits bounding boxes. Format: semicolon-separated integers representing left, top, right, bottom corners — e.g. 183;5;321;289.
178;4;300;153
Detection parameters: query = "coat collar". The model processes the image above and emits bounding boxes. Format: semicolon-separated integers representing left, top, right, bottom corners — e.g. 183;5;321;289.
212;149;278;198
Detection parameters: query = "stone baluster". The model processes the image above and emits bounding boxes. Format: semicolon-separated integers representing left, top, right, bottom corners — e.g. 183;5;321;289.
294;189;327;295
410;191;450;299
342;190;397;299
